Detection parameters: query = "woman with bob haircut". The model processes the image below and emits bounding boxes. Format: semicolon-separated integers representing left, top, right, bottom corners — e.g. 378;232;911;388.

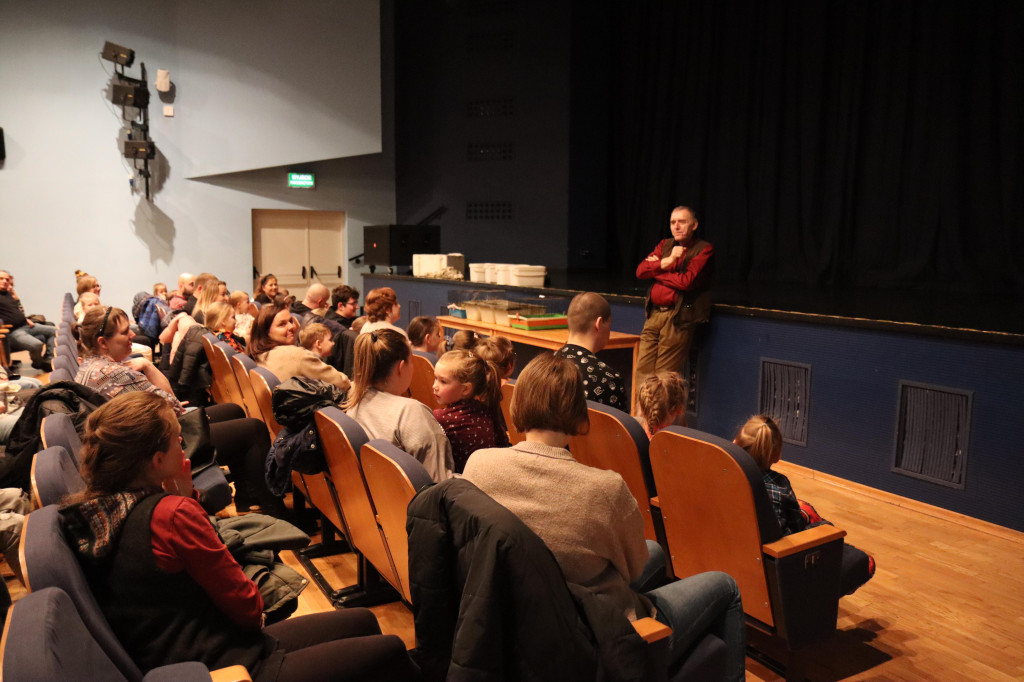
59;391;421;680
463;353;747;680
358;287;407;339
344;329;453;482
76;306;279;515
247;303;350;391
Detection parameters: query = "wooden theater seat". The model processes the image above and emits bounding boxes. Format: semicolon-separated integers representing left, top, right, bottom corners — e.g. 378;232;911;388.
360;439;434;604
230;354;265;432
201;335;247;413
649;426;847;675
499;381;525;445
408;352;439;410
568;401;660;543
314;407;404;606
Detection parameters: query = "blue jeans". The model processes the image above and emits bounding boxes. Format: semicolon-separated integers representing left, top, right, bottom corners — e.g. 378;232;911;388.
638;541;746;682
8;323;56;363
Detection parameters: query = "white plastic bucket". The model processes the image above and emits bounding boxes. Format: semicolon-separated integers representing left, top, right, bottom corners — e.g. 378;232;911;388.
469;263;488;283
510;265;546;287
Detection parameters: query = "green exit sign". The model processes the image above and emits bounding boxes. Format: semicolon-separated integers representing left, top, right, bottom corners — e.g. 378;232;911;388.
288;172;315;189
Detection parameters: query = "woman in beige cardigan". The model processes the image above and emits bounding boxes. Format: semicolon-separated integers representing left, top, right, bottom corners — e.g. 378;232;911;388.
247;303;350;391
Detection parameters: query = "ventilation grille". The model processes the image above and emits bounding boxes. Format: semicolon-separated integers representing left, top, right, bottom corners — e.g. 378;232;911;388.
466;31;515;52
466;201;513;221
467;98;515;118
467;142;515;161
893;382;970;488
407;299;422;319
758;359;811;446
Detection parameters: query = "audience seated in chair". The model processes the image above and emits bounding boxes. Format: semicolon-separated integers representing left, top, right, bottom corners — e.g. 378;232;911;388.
344;329;453;483
75;306;279;516
248;303;350;392
48;392;420;680
734;414;875;596
463;352;747;680
431;349;508;473
635;371;688;437
408;316;442;364
359;287;407;339
555;292;628;410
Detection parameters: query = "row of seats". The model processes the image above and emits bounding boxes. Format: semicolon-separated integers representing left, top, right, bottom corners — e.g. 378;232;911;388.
2;295;248;679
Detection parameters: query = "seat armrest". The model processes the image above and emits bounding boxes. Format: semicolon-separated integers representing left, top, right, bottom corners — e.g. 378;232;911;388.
632;617;671;643
210;665;253;682
762;524;846;558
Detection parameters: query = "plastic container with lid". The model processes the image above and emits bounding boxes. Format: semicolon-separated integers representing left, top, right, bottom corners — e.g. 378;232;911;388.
496;264;511;285
485;264;499;283
510;265;546;287
469;263;488;282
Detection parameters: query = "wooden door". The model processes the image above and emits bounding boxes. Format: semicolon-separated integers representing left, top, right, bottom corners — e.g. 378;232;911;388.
252;209;346;297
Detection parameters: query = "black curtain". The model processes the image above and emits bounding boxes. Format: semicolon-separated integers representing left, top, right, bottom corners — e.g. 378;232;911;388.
606;0;1024;296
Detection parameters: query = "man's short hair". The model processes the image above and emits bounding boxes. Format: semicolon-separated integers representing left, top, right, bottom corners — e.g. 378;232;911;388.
332;284;359;307
672;205;698;222
566;292;611;333
194;272;218;292
299;322;332;349
407;316;439;346
511;353;590;436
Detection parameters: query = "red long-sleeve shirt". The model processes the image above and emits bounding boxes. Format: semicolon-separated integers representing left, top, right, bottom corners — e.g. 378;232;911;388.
635;240;714;306
150;494;264;630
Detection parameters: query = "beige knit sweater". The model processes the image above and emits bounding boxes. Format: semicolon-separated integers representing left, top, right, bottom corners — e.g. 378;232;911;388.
463;440;651;620
256;345;350;391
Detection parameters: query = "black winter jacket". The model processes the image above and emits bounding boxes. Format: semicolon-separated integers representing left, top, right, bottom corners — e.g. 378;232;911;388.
407;479;617;682
167;325;213;406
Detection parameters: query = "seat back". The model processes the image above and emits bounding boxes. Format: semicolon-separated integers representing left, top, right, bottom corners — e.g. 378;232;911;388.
249;367;285;439
360;439;434;603
230;354;265;432
30;446;85;508
408;353;439;410
40;412;82;464
199;335;226;404
314;408;402;596
48;367;74;383
569;401;658;542
1;587;127;680
53;354;78;377
649;427;785;628
201;335;247;412
20;505;143;679
499;381;525;445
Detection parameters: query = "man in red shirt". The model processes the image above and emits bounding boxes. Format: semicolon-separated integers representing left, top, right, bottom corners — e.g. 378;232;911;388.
634;206;713;384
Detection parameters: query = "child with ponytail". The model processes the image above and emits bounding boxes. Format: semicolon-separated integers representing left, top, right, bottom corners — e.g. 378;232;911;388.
734;414;876;595
431;349;510;473
344;329;453;482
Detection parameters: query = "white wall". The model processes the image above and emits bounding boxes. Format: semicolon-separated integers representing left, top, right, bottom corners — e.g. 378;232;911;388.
0;0;392;322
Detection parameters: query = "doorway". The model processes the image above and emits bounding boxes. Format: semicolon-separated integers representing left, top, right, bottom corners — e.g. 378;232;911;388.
252;209;346;298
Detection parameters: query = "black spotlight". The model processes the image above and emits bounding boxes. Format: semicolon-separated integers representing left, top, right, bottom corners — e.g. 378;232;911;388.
112;82;150;108
102;41;135;67
124;140;155;160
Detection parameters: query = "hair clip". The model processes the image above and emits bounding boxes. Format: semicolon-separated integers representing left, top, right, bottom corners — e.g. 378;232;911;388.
98;306;113;336
371;331;379;342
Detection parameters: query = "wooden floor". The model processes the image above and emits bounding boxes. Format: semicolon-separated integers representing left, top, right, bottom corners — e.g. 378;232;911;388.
5;347;1023;679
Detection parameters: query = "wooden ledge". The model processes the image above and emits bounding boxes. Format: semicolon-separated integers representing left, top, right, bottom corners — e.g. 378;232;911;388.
762;524;845;559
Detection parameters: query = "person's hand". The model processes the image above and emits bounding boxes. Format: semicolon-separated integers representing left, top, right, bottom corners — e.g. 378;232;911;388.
645;254;660;263
127;357;149;372
670;245;685;260
0;402;6;415
162;457;193;498
26;319;34;328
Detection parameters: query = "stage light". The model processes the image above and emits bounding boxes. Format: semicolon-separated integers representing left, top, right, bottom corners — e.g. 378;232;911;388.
102;41;135;67
124;140;155;160
112;83;150;108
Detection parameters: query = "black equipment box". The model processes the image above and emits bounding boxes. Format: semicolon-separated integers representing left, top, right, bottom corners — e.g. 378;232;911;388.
364;225;440;267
